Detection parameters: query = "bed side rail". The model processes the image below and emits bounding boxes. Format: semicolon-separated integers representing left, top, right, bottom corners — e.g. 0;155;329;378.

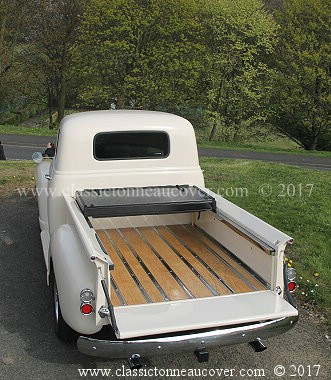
201;188;293;251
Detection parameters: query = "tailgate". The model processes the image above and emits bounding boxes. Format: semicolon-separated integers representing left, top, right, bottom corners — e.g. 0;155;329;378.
114;291;298;339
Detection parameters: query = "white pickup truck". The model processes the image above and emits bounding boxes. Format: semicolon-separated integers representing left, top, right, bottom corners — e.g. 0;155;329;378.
35;110;298;365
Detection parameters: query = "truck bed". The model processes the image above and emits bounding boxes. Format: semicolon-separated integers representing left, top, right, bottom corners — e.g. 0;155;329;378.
96;224;267;307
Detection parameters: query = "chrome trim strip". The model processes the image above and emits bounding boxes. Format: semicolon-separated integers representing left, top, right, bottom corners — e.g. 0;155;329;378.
182;225;258;291
216;212;275;255
109;274;126;306
152;227;219;296
135;227;194;299
164;226;235;294
104;230;152;303
117;229;170;302
77;315;298;359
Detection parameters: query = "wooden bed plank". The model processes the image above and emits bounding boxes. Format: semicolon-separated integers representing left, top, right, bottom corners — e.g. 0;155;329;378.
97;231;147;305
110;285;121;307
138;227;213;299
168;225;255;293
155;226;231;296
107;229;165;303
121;228;190;301
96;223;266;306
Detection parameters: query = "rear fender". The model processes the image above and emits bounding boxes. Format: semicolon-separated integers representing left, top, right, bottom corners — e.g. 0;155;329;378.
50;224;102;335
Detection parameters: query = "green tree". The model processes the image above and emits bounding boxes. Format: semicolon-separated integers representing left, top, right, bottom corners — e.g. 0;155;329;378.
0;0;29;115
272;0;331;150
21;0;84;124
203;0;278;141
75;0;206;113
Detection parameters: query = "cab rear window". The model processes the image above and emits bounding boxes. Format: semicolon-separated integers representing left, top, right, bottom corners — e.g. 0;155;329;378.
94;131;169;160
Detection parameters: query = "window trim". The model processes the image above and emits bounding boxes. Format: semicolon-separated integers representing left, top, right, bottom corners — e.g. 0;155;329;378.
93;131;170;161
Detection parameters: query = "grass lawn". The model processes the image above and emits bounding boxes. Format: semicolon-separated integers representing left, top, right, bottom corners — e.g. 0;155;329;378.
1;159;330;323
0;124;58;137
198;140;331;157
201;158;331;320
197;130;331;157
0;161;36;197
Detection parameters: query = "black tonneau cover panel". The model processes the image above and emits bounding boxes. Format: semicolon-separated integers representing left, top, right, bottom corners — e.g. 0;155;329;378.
75;185;216;218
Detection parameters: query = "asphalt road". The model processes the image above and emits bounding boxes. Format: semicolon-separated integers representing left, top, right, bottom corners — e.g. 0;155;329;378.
1;133;331;170
199;148;331;171
0;134;51;161
0;196;330;380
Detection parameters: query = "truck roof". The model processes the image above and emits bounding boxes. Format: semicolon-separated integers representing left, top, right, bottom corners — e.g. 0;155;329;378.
61;110;193;131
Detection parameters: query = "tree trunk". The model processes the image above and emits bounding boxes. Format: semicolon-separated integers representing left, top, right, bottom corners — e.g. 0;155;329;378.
306;76;322;151
48;94;53;126
208;120;218;141
307;135;318;150
57;43;68;123
58;80;66;123
209;79;225;141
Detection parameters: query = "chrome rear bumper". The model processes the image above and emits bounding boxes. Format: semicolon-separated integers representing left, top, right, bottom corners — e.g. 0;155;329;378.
77;315;298;359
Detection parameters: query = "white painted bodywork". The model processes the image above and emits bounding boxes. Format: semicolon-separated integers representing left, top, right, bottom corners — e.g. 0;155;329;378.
115;291;297;339
35;159;51;231
35;110;297;339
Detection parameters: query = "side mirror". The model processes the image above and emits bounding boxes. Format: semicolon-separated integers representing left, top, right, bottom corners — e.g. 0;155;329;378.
32;152;43;163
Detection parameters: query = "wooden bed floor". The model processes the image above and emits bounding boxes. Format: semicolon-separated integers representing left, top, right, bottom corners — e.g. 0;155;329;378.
96;225;267;306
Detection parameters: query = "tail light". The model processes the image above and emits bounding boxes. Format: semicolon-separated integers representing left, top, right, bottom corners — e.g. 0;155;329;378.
287;281;297;292
81;303;93;315
80;289;94;303
287;267;297;293
80;288;94;315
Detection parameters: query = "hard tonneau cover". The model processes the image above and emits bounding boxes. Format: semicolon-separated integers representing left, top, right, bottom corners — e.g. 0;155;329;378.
75;185;216;218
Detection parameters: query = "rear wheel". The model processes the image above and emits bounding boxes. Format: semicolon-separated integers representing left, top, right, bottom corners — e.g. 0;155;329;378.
50;270;77;343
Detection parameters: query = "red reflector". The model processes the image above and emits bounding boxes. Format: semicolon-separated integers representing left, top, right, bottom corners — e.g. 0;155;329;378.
81;303;93;315
288;281;297;292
